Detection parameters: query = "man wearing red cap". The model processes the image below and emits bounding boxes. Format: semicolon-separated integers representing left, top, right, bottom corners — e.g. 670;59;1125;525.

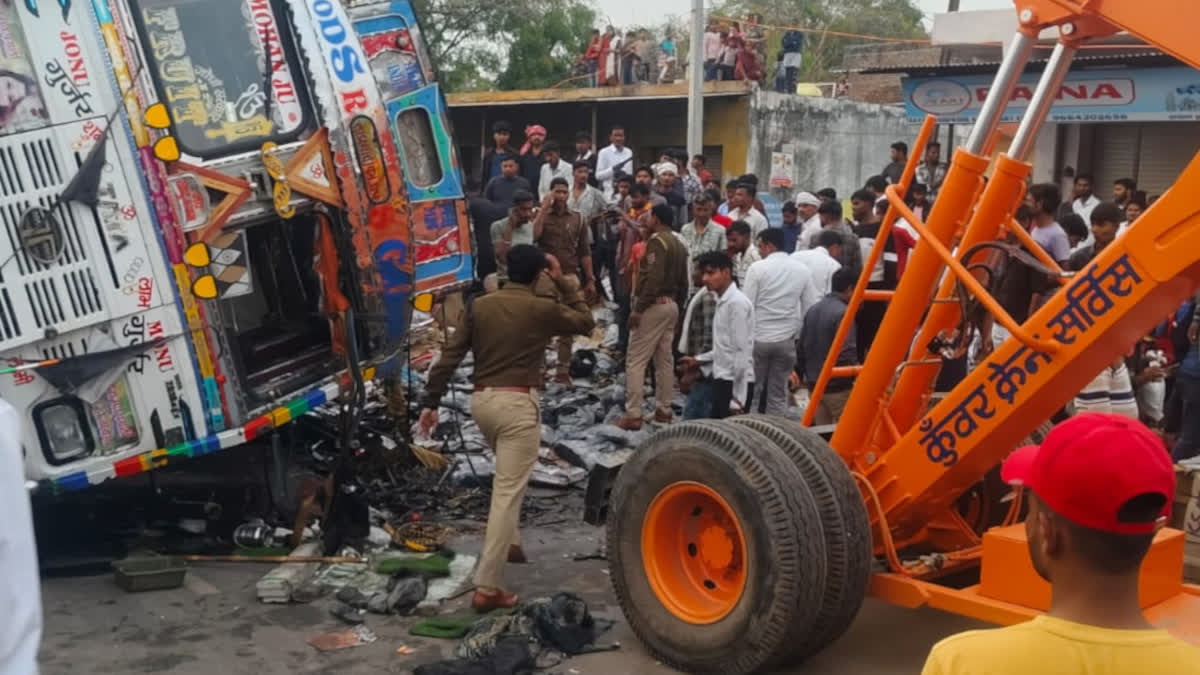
921;413;1200;674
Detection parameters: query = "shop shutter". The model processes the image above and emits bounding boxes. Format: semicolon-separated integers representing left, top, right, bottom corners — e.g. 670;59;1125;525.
703;145;724;181
1136;123;1200;199
1089;124;1139;194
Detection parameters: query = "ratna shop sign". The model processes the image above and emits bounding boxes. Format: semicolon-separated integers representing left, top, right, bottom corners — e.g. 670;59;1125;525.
903;66;1200;124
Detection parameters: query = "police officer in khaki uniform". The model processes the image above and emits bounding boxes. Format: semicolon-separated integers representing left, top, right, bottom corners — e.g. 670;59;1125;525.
418;245;595;611
616;203;689;430
534;176;595;383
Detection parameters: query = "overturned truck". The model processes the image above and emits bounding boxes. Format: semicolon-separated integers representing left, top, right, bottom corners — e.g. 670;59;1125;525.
0;0;470;494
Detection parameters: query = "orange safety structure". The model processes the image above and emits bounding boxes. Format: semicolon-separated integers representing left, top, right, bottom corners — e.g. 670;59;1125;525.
805;0;1200;637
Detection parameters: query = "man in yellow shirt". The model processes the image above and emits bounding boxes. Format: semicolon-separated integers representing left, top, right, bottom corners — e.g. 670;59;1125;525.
922;413;1200;675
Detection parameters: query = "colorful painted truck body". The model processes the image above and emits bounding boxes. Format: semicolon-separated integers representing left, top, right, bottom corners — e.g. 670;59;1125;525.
0;0;471;494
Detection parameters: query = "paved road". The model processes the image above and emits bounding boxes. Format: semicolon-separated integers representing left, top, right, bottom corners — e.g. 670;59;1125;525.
39;523;985;674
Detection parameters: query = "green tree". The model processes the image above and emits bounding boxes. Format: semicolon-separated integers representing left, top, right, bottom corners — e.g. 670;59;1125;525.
411;0;596;92
713;0;926;82
496;3;596;90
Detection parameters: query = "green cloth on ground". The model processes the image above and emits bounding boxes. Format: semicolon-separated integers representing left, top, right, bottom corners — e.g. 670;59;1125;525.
375;553;453;577
409;611;508;639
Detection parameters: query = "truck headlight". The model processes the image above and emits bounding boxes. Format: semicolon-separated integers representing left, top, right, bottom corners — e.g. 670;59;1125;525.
33;398;94;465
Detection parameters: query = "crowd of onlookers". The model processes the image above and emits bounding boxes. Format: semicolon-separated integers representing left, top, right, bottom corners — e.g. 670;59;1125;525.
571;15;807;89
466;122;1200;458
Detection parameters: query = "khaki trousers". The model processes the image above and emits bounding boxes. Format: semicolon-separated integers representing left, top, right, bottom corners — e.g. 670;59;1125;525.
533;273;579;377
470;389;541;590
813;388;851;425
625;300;679;417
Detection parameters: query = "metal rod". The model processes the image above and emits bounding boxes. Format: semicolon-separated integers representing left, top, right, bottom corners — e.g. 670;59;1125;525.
964;32;1035;155
1008;42;1077;161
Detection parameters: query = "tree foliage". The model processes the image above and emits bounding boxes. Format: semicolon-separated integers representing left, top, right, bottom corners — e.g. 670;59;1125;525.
712;0;927;81
412;0;596;92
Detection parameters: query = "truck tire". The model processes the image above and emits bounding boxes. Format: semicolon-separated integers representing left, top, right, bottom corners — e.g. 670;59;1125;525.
607;420;827;674
730;415;872;661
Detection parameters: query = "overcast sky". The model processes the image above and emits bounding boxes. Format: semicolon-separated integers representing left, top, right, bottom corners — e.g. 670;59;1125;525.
594;0;1014;28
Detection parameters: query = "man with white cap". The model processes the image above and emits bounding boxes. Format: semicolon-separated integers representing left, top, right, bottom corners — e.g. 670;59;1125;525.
921;413;1200;675
654;162;688;231
794;191;824;249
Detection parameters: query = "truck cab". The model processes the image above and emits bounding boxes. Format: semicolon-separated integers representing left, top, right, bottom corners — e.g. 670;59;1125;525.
0;0;471;493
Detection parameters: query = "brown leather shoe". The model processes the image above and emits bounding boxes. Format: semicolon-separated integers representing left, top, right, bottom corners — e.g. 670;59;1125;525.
507;545;528;564
472;589;519;613
614;416;643;431
653;410;673;424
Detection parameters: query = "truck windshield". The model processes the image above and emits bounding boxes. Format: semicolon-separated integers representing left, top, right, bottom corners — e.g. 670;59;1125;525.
0;5;50;137
131;0;308;158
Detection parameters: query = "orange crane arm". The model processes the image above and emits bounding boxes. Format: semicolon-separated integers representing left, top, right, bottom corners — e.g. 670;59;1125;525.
830;0;1200;538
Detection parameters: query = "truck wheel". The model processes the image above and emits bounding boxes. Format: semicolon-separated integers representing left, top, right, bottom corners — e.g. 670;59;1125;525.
607;420;827;674
730;415;872;662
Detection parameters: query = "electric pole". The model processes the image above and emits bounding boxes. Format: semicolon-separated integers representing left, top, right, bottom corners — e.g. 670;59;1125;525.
687;0;704;160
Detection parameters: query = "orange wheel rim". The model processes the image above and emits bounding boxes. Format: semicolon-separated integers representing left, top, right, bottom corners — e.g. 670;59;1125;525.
642;481;748;624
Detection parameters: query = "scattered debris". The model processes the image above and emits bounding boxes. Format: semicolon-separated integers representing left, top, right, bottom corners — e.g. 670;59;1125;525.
255;542;322;604
307;625;377;652
397;645;416;655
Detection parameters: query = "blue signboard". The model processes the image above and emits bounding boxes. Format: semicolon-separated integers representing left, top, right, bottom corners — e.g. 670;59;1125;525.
903;66;1200;124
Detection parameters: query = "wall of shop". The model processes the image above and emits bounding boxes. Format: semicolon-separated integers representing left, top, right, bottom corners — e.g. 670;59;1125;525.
747;90;911;201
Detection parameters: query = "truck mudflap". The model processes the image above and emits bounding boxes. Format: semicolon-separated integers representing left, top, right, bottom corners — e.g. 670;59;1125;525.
34;365;374;495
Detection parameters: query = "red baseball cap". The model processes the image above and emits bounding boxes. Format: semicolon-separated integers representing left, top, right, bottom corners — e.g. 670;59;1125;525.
1001;413;1175;535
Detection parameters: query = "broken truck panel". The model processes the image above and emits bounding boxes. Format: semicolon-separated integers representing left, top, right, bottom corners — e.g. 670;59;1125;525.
350;0;475;295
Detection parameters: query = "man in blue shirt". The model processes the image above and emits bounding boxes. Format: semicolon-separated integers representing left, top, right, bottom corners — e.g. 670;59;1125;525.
779;201;802;253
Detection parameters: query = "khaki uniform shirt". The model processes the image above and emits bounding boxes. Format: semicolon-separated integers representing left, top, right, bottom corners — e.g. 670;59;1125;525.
421;276;595;407
537;207;590;277
634;230;689;313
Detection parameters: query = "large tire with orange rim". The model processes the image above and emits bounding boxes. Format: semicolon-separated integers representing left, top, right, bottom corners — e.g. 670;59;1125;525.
730;415;872;662
607;420;827;674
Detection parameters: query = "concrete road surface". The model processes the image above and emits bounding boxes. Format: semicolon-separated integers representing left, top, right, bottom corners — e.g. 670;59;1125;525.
39;523;986;674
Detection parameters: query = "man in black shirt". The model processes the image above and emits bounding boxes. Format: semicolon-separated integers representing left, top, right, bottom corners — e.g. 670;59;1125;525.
850;189;894;361
484;157;533;210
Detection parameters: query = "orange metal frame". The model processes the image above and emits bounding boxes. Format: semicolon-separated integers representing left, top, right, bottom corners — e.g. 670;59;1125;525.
803;0;1200;635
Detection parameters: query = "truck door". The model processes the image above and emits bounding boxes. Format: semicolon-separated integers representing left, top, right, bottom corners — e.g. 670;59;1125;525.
351;2;474;293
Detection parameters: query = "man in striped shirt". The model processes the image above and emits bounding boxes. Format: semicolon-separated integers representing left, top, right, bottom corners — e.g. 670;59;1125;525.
1069;202;1137;418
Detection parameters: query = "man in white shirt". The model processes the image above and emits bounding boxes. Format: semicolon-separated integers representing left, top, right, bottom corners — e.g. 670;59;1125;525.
0;398;40;674
595;126;633;197
743;228;821;416
727;182;768;238
537;141;573;199
682;251;754;418
792;228;843;294
1069;173;1100;251
726;220;760;284
794;191;823;249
